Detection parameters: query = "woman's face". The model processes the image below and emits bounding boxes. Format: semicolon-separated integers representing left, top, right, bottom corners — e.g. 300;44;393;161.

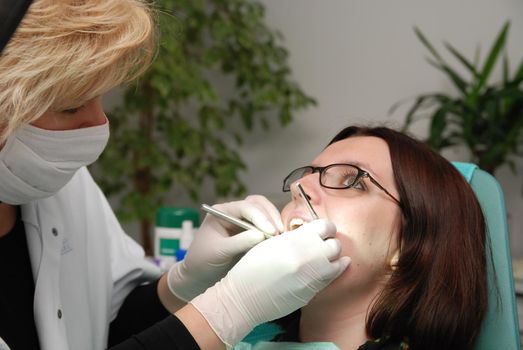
280;136;402;301
30;96;107;131
0;96;106;150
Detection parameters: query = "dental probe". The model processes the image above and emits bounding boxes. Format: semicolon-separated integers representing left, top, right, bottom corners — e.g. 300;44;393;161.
201;204;274;239
296;183;319;220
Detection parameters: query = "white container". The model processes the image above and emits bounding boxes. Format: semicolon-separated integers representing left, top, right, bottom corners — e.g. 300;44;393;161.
154;207;199;270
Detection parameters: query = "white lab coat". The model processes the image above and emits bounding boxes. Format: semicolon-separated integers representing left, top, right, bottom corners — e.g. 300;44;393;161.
17;167;161;350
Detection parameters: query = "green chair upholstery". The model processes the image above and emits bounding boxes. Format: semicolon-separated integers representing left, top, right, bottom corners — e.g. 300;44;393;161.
453;162;521;350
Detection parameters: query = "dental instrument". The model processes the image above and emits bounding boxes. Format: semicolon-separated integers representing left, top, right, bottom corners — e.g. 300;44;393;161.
201;204;274;239
296;182;319;220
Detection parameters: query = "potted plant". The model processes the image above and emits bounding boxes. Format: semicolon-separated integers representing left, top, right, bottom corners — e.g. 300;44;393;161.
89;0;316;254
397;21;523;175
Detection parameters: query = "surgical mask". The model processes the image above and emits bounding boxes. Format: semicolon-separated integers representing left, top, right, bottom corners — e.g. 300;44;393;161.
0;121;109;205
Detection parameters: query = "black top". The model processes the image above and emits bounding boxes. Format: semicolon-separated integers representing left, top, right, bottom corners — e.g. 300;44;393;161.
109;315;200;350
108;281;200;350
0;212;200;350
0;210;40;350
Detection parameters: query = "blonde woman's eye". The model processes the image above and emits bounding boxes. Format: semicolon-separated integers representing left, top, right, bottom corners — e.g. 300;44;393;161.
62;105;84;114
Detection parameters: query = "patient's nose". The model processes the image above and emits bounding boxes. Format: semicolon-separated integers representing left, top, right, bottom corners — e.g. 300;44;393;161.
290;175;321;210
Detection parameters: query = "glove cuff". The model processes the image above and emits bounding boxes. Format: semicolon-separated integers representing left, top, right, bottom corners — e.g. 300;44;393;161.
190;279;254;349
167;262;194;302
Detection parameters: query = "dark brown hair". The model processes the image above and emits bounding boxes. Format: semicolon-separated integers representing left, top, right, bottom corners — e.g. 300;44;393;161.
329;125;487;350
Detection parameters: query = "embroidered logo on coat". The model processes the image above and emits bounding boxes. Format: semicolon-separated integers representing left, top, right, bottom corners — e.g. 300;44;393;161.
61;238;73;255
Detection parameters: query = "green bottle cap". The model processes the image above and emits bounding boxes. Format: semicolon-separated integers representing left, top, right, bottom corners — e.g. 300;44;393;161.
155;207;200;228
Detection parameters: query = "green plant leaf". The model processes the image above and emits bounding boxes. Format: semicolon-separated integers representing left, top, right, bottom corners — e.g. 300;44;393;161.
444;42;479;78
469;21;510;101
427;108;449;149
414;27;443;62
502;53;510;85
400;22;523;176
402;95;429;128
514;57;523;84
427;59;469;95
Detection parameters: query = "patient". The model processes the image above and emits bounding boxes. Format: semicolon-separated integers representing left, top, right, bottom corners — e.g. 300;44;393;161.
237;125;487;350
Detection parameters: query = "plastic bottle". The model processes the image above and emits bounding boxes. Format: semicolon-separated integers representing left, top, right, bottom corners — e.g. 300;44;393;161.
154;207;199;270
175;220;195;261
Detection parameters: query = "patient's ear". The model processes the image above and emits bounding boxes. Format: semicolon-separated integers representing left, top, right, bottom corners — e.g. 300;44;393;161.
389;249;400;270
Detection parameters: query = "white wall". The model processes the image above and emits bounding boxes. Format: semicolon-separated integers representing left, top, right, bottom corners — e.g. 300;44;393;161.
233;0;523;257
108;0;523;257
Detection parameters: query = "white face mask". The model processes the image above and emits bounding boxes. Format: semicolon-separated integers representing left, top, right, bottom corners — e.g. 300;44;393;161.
0;122;109;205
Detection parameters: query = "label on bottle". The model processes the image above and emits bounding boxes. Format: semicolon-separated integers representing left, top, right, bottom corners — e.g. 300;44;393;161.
154;227;182;259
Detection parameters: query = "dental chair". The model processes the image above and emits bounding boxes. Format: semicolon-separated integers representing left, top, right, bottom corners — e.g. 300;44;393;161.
453;162;521;350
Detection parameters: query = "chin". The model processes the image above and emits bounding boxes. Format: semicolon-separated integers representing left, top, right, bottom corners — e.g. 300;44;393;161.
311;266;352;304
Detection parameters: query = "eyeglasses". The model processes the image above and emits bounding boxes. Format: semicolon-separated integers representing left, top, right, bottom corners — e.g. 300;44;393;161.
282;163;401;205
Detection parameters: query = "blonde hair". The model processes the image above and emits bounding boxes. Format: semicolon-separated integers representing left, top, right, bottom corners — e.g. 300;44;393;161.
0;0;157;143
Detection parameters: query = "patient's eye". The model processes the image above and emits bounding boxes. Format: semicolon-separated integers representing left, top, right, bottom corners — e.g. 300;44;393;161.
351;177;366;190
338;169;359;188
323;165;363;189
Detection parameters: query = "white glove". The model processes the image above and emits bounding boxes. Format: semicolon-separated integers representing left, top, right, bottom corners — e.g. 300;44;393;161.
190;219;351;349
167;195;283;302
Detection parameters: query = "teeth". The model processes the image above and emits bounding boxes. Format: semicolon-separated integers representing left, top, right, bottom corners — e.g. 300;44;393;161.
289;218;305;231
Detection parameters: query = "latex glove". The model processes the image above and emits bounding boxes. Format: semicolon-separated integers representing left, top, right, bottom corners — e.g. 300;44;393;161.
168;195;283;302
191;219;351;349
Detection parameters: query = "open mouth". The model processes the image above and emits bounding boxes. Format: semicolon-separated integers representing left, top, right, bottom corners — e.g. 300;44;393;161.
289;217;306;231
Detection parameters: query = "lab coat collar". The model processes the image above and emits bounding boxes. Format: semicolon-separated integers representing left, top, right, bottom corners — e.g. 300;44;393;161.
21;200;38;228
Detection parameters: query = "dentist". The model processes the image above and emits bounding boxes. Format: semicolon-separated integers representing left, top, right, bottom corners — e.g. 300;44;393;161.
0;1;350;350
